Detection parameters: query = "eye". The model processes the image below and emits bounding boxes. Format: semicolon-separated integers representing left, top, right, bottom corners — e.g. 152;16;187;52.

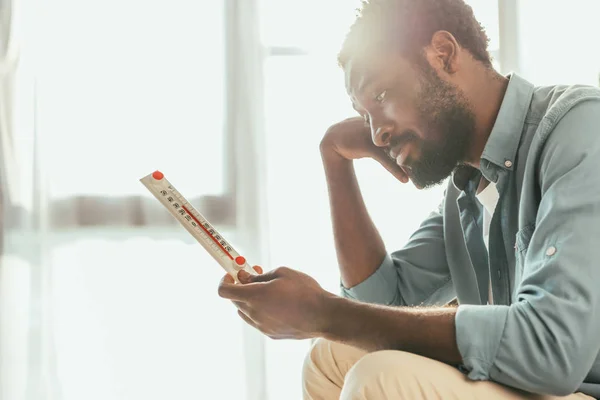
375;90;387;103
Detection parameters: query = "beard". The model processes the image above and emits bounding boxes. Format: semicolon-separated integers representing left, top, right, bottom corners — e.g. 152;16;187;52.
402;65;476;189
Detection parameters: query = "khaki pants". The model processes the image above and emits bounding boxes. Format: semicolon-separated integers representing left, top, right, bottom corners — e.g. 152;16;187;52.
302;339;594;400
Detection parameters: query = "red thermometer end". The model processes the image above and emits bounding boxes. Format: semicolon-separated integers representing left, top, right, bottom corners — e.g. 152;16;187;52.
235;256;246;266
152;170;164;180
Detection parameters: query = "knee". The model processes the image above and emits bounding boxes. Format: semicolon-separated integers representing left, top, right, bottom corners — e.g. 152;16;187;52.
302;338;332;380
341;350;416;400
302;339;336;398
302;338;363;386
348;349;415;377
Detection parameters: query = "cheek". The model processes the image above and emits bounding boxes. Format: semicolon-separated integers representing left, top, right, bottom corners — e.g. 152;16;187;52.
418;122;447;146
384;100;435;145
383;99;420;130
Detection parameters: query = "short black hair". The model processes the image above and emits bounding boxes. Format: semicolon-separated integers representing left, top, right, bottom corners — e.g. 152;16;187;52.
338;0;491;69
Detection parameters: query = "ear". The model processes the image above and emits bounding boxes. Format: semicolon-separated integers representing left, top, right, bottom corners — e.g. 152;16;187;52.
423;31;460;75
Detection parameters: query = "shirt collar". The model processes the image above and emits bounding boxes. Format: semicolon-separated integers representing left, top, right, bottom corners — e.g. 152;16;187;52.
452;165;479;191
479;73;535;182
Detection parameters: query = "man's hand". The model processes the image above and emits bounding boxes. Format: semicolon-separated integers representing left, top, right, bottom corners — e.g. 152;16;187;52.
320;116;408;183
218;266;461;364
218;267;332;340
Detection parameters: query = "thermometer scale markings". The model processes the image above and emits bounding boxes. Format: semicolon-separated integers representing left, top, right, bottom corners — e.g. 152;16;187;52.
181;204;233;260
141;170;252;280
160;177;234;257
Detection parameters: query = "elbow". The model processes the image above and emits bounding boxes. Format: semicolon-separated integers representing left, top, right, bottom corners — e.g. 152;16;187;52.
542;335;593;395
503;300;594;396
541;378;582;397
527;354;587;396
501;361;585;396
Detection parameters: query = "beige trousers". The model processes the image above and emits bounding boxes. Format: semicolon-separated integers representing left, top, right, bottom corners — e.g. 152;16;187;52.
302;339;594;400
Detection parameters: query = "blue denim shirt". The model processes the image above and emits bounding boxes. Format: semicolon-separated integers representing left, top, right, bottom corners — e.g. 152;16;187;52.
341;74;600;398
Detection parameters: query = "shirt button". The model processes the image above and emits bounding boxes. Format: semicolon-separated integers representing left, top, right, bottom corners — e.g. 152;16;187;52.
504;160;513;168
546;246;557;256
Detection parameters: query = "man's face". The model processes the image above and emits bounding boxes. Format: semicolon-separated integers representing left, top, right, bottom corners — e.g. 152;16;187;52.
345;53;476;188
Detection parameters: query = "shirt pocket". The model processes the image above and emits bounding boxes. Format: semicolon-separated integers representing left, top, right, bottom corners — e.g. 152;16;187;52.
514;223;535;292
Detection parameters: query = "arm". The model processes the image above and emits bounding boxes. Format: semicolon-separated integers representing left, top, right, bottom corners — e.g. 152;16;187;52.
320;148;387;288
321;118;453;306
219;265;460;364
320;117;406;289
321;296;461;364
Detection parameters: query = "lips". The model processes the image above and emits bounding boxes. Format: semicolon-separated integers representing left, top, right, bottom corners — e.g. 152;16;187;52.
389;144;406;160
387;131;417;176
389;148;401;160
390;145;411;167
388;136;413;161
387;147;411;179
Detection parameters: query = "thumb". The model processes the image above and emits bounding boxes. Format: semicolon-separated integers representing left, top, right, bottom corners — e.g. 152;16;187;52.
239;268;279;283
237;265;263;284
252;265;263;274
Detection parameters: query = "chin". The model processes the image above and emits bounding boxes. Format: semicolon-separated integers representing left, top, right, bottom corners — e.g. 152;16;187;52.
409;174;448;190
408;164;455;189
412;180;425;190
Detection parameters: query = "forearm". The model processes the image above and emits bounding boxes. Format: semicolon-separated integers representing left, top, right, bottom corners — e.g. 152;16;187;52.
319;294;461;364
321;148;387;288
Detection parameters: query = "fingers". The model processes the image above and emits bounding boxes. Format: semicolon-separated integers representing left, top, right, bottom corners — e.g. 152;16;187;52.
218;266;267;299
382;161;409;183
238;270;252;284
377;151;409;183
237;310;260;331
232;300;253;315
219;266;287;300
238;265;264;284
218;279;259;301
222;274;235;284
238;267;286;283
220;265;263;288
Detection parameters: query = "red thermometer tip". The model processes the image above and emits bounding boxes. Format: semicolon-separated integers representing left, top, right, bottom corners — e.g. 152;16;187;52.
235;256;246;266
152;170;164;180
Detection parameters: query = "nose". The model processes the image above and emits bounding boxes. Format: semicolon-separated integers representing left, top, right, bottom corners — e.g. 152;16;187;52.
371;123;394;147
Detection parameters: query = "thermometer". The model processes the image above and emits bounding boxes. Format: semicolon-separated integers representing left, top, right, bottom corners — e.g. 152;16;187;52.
140;170;256;283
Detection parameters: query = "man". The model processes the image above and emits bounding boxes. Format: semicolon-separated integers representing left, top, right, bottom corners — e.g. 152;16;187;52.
218;0;600;398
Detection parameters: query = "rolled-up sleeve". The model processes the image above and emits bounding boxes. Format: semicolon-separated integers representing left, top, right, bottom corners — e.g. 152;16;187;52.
340;253;401;305
456;100;600;396
341;202;454;306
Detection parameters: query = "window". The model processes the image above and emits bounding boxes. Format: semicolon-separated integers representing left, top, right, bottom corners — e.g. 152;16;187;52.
10;1;255;399
511;0;600;86
28;0;233;226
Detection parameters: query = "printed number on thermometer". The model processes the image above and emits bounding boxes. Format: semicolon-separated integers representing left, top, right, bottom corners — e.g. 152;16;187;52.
140;170;256;283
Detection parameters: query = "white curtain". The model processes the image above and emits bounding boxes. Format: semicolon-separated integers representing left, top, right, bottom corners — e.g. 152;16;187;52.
1;0;269;399
0;0;17;204
1;1;37;399
515;0;600;86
